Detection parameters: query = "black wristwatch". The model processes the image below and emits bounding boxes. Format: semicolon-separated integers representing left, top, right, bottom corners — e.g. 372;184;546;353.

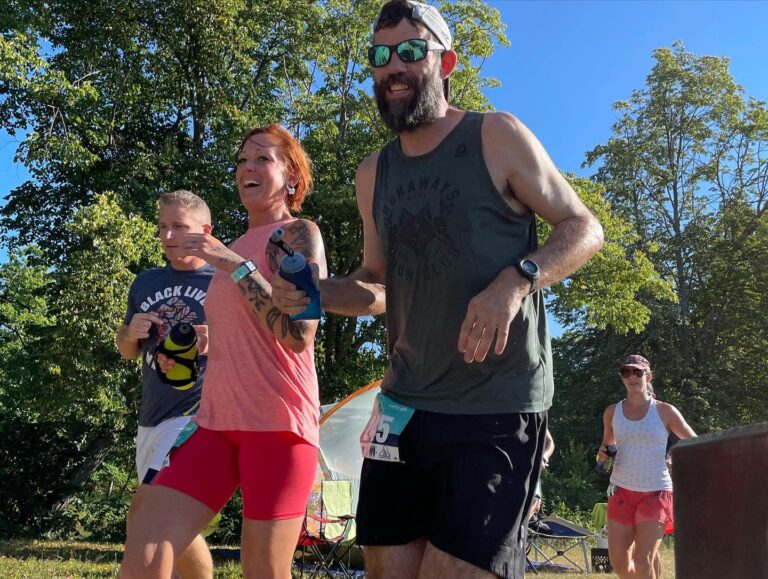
514;258;540;294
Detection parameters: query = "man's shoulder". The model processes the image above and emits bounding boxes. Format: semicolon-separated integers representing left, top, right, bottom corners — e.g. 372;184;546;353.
356;149;383;184
482;110;526;138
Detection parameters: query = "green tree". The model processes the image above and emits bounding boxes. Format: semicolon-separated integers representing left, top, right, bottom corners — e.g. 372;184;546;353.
0;194;160;534
584;42;768;428
538;44;768;519
548;175;676;334
1;0;689;534
585;42;745;362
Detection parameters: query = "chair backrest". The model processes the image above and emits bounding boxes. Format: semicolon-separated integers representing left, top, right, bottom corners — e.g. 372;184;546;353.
591;502;608;532
539;514;596;537
320;479;355;541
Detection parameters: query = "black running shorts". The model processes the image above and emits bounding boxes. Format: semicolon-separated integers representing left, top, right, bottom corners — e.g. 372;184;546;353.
357;409;548;579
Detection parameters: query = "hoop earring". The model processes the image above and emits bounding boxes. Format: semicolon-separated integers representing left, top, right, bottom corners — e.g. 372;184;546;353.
286;184;296;196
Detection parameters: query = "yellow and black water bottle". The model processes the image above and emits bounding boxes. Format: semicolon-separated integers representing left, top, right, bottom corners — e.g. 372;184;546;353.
156;322;199;390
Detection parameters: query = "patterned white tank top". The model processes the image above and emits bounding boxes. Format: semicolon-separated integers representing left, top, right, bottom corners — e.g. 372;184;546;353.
610;399;672;492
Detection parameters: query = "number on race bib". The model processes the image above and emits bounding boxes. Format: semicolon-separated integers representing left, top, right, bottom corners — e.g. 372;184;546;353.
360;393;415;464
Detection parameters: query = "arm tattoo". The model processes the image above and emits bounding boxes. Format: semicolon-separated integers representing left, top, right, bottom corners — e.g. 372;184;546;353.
214;245;238;265
283;220;315;260
234;232;316;344
265;308;310;340
290;321;310;340
266;244;280;274
266;307;290;338
239;275;270;312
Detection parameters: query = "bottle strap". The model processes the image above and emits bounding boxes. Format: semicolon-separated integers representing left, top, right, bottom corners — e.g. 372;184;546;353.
154;343;199;387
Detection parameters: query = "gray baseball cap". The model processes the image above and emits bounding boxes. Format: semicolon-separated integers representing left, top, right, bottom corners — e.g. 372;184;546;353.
375;1;453;50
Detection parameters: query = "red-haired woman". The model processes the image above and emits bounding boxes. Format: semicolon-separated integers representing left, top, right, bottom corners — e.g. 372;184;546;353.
121;125;327;579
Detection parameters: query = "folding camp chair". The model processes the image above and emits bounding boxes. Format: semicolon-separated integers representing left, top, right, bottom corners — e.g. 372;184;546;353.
527;514;598;574
294;480;357;578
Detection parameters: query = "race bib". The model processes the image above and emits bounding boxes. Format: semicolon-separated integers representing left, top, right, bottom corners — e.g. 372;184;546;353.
360;393;415;463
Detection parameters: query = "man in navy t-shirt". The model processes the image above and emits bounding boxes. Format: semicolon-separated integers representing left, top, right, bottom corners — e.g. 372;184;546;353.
116;189;214;578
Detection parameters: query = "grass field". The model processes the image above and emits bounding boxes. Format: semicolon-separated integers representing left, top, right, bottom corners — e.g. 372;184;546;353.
0;538;676;578
527;538;676;578
0;540;240;578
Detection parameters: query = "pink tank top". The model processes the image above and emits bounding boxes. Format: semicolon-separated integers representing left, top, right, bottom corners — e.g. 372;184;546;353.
194;218;320;447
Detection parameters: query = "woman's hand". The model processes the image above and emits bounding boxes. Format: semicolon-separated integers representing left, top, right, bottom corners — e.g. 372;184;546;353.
597;444;613;462
271;263;320;316
192;324;209;355
156;352;176;373
178;232;242;273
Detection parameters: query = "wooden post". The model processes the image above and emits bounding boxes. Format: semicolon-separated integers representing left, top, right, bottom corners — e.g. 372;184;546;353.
671;422;768;579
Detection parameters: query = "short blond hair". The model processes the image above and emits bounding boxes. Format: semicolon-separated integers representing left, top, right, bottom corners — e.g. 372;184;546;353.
158;189;211;224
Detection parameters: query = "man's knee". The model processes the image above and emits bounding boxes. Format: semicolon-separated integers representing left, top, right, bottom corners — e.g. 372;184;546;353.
364;540;426;579
419;543;497;579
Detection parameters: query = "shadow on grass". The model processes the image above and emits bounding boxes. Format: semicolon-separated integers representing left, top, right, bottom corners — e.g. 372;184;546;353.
0;539;123;563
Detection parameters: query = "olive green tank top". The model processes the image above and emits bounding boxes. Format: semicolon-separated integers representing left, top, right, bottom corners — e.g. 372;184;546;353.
372;111;553;414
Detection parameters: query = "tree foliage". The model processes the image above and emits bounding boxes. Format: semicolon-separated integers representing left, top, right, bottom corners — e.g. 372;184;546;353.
549;175;676;333
581;42;768;430
0;194;159;533
1;0;518;535
3;4;757;536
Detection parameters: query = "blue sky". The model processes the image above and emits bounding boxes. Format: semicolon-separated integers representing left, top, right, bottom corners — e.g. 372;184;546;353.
481;0;768;335
2;1;767;335
484;0;768;176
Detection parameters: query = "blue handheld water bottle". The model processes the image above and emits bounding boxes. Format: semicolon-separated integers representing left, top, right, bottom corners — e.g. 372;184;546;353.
269;228;322;320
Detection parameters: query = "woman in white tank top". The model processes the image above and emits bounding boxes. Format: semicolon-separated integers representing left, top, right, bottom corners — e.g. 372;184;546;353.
597;354;696;579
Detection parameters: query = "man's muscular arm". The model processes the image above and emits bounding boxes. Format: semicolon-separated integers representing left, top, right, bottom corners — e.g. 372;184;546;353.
459;112;604;363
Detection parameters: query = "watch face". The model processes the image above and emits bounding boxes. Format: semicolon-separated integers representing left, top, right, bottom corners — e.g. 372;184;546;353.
521;260;539;275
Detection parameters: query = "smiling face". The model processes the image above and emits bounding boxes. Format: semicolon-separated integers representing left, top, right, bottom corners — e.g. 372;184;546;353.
235;132;296;220
372;20;446;133
158;203;211;269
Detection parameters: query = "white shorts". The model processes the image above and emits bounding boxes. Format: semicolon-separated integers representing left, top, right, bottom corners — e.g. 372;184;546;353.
135;415;193;484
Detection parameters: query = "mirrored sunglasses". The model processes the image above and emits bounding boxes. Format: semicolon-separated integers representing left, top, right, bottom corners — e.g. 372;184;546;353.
368;38;444;68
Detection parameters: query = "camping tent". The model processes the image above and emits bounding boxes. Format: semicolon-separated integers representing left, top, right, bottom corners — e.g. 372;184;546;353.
317;380;381;511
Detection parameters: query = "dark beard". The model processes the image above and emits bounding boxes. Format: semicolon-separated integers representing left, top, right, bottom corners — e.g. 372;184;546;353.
374;68;443;134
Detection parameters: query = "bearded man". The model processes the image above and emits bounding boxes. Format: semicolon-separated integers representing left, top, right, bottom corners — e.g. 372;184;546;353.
273;2;604;577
